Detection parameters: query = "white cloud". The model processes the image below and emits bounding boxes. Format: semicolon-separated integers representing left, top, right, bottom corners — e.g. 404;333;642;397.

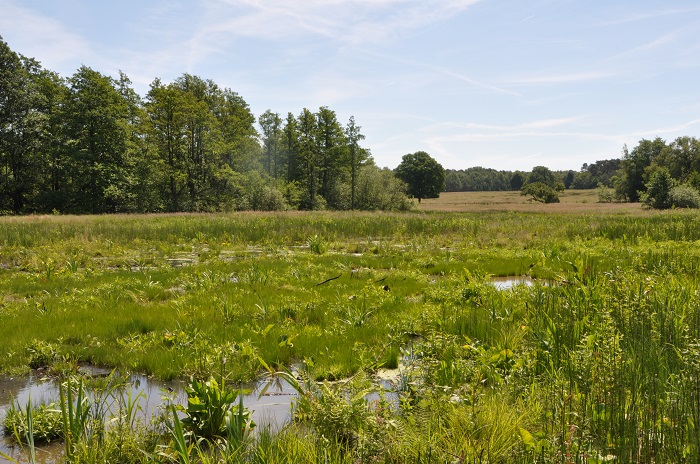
502;71;615;86
600;7;700;27
627;118;700;139
0;1;93;72
195;0;482;45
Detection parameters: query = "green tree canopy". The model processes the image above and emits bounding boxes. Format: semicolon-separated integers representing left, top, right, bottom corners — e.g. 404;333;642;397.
527;166;557;188
521;182;560;203
0;37;52;213
617;137;667;202
395;151;445;202
641;168;674;209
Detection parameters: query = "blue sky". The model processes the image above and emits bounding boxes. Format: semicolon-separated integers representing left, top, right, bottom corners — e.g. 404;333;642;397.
2;0;700;171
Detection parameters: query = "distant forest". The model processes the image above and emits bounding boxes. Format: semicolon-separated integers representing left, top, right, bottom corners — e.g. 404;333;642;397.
445;137;700;208
3;36;700;214
444;158;622;192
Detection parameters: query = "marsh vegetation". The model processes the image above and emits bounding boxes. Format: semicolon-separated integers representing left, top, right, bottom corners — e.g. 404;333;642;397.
2;206;700;462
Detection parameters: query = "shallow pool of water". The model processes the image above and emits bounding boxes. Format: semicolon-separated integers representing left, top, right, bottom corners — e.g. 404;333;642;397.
490;276;539;289
0;370;297;462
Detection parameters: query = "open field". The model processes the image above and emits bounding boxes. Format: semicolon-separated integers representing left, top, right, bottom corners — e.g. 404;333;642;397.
419;189;642;213
2;207;700;462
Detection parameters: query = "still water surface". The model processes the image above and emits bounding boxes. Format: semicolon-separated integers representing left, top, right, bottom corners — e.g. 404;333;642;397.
0;369;296;463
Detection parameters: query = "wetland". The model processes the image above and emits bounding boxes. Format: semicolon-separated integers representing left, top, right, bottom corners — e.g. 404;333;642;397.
1;207;700;462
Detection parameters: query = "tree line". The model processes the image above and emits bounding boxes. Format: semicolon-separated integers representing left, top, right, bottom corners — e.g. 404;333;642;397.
445;136;700;209
444;159;622;193
1;37;416;215
10;35;696;213
614;136;700;208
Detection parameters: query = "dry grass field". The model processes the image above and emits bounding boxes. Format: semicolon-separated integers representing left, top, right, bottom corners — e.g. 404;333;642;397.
419;189;642;213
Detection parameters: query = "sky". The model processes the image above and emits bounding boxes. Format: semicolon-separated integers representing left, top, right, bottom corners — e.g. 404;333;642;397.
2;0;700;172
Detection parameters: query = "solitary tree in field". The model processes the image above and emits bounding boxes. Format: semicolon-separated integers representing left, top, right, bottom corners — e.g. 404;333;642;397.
395;151;445;202
521;182;560;203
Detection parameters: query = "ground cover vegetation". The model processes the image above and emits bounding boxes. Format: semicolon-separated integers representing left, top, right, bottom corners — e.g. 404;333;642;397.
2;209;700;462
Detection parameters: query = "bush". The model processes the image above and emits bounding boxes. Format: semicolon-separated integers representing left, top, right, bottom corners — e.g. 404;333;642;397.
641;169;674;209
179;377;254;440
669;185;700;208
354;166;412;211
26;339;57;369
520;182;559;203
3;401;63;444
597;184;615;203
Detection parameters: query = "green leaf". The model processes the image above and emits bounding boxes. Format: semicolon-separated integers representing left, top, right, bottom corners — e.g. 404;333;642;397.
519;427;536;451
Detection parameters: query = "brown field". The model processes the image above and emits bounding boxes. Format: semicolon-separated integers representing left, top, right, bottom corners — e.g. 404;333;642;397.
418;189;642;213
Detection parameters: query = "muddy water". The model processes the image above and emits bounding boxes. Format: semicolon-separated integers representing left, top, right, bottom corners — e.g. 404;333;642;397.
0;370;297;463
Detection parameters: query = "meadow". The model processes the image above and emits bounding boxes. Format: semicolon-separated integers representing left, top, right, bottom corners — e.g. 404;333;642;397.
2;192;700;462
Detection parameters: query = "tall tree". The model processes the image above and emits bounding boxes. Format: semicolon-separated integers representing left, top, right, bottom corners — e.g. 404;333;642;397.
395;151;445;203
345;115;368;210
174;74;220;210
297;108;319;209
259;110;283;178
282;112;299;184
218;89;258;172
510;172;525;190
618;138;667;202
145;79;190;211
61;66;133;213
316;107;346;208
661;136;700;183
527;165;557;188
0;38;48;213
211;88;259;208
32;68;67;212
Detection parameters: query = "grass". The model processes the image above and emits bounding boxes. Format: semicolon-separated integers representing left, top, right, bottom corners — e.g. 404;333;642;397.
419;189;641;212
2;199;700;462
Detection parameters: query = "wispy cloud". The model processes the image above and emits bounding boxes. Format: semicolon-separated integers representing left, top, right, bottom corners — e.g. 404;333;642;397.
604;30;683;66
0;1;93;71
353;48;519;97
502;71;615;86
600;7;700;27
194;0;482;45
420;117;583;134
627;118;700;139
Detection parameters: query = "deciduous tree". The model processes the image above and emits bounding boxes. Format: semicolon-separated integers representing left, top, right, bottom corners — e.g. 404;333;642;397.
0;38;49;213
395;151;445;203
62;66;134;213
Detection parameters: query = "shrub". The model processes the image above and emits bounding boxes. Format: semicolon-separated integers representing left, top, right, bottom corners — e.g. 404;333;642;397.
669;185;700;208
307;235;327;254
354;166;412;211
597;184;615;203
641;169;674;209
3;401;63;444
520;182;560;203
26;339;57;369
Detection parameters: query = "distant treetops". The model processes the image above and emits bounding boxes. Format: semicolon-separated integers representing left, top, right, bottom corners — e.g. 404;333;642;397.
444;136;700;209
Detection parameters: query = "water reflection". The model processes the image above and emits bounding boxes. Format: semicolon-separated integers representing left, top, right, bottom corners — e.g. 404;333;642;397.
0;370;296;462
490;276;538;290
